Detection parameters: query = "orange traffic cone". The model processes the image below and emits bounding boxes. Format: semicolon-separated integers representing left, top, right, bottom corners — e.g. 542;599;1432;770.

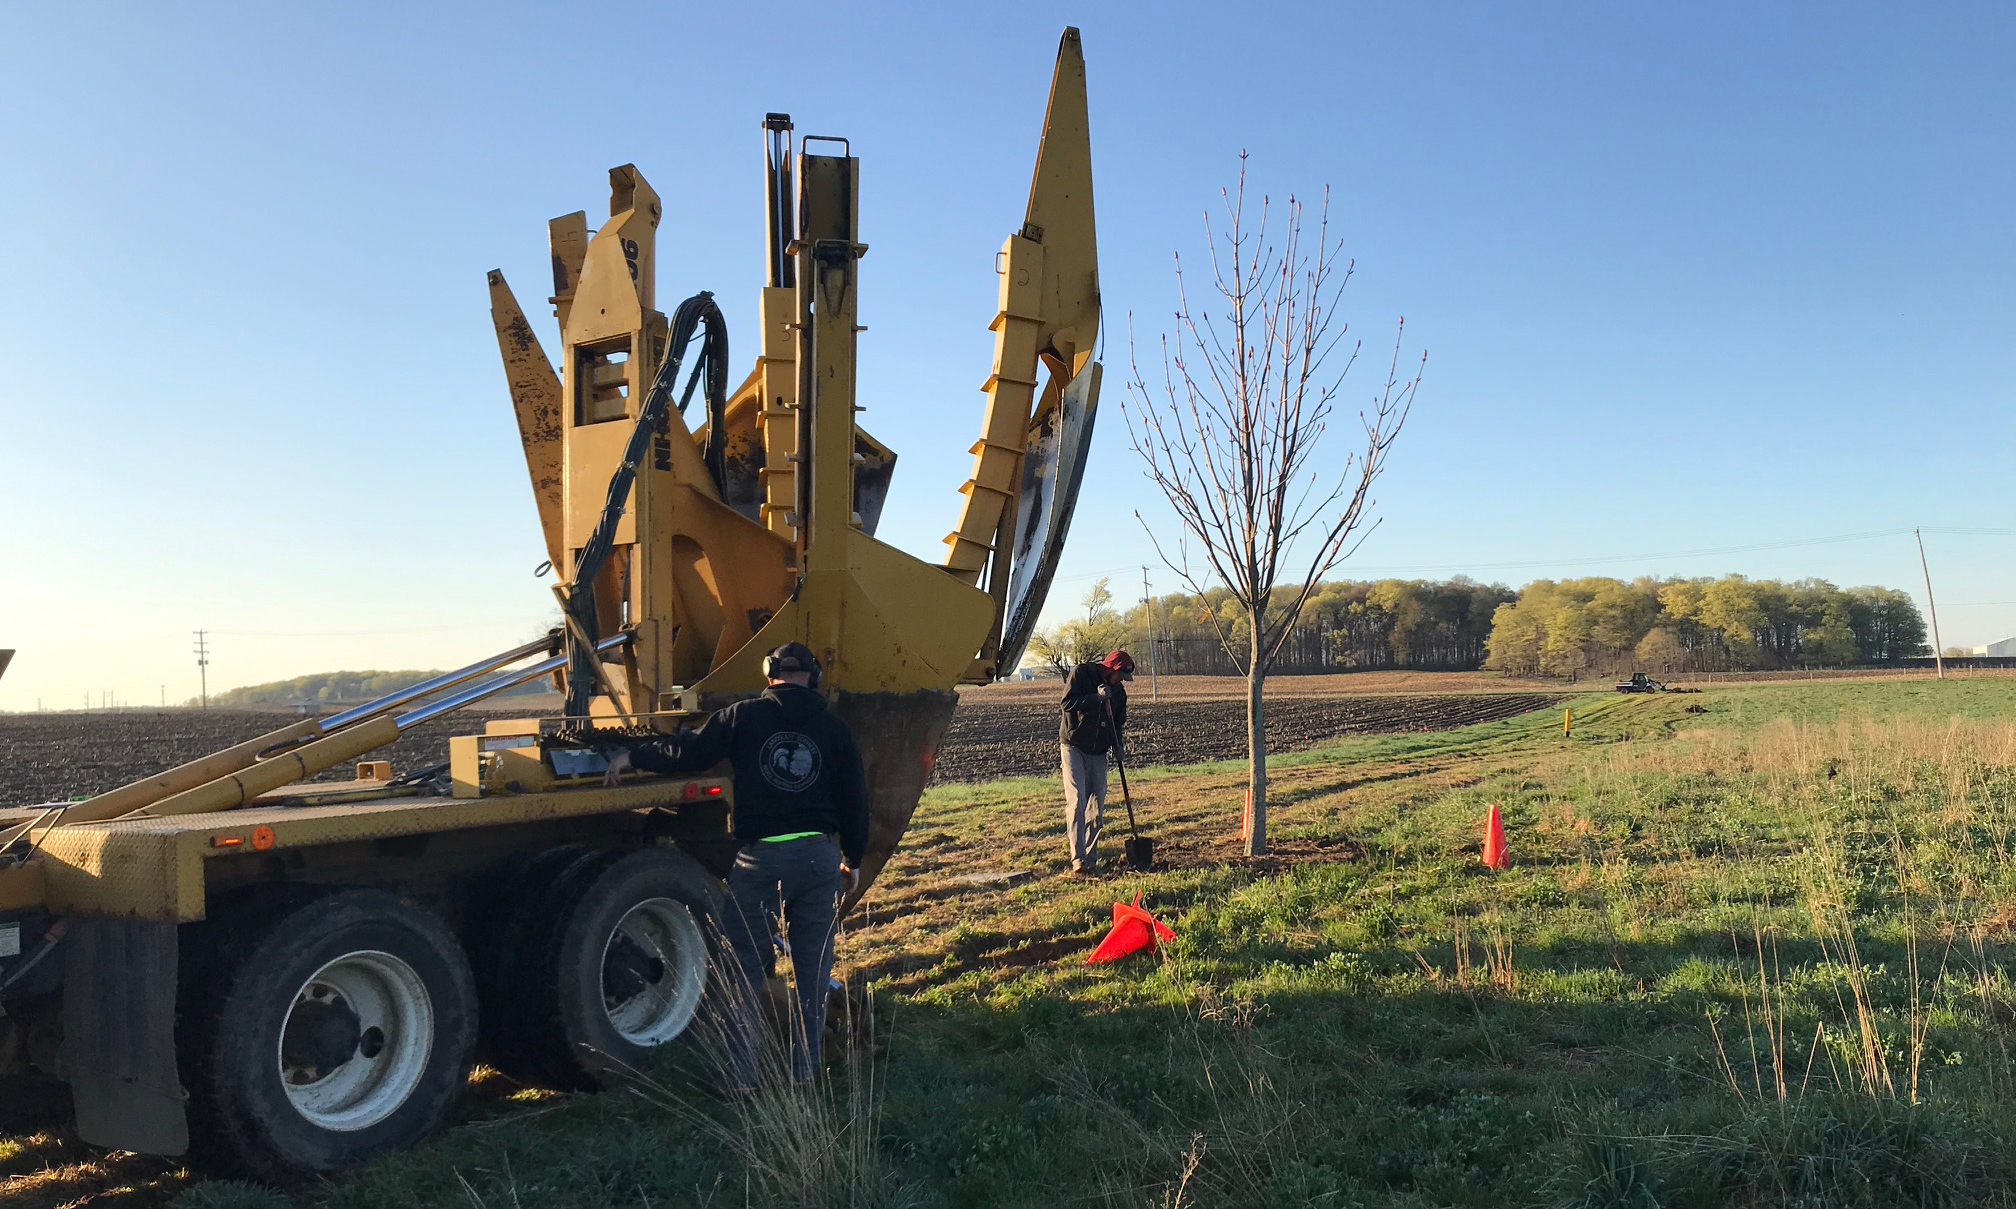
1086;892;1178;963
1481;803;1509;869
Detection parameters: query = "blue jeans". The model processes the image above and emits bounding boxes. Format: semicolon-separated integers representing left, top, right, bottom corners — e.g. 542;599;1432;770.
1061;744;1108;871
721;835;841;1086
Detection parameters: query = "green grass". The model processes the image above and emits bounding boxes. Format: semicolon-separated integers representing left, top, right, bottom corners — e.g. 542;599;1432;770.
179;676;2016;1207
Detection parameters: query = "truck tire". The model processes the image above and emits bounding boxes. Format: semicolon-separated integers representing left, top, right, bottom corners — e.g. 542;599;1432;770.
519;847;722;1089
181;888;477;1181
469;843;599;1069
469;842;616;1080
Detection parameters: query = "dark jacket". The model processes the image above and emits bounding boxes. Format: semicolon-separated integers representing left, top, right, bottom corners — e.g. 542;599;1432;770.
1059;662;1126;754
629;683;870;865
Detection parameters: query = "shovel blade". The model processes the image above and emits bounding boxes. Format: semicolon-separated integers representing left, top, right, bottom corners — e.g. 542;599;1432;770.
1123;835;1154;871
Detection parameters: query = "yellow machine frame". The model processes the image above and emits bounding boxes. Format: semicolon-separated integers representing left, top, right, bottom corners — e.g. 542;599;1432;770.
0;28;1100;1167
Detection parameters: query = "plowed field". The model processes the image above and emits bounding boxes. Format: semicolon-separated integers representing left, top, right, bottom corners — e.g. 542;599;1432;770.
0;689;1560;808
931;691;1561;782
0;711;476;808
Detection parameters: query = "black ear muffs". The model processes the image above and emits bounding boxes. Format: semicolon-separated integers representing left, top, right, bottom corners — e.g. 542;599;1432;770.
762;645;823;689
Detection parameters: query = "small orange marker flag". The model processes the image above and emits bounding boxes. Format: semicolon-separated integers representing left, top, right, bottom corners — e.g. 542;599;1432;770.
1482;803;1509;869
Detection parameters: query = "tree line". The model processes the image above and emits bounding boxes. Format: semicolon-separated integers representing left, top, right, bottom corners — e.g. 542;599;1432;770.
1483;576;1928;678
1028;576;1514;676
203;670;546;709
1027;573;1928;679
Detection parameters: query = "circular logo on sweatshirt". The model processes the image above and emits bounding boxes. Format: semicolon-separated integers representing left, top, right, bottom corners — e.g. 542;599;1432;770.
759;731;822;792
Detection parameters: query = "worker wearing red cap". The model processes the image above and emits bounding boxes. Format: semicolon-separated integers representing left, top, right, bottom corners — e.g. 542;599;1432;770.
1058;649;1133;874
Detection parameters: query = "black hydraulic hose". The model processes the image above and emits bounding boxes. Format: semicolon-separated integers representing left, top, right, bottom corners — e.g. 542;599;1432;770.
564;292;730;717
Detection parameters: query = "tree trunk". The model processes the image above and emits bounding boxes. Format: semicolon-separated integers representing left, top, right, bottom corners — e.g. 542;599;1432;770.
1245;622;1268;855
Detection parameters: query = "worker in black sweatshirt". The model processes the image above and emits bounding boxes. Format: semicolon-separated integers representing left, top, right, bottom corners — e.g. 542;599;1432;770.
603;642;867;1089
1058;649;1132;874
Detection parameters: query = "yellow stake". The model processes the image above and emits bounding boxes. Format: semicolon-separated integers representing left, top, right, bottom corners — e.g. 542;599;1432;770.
1563;708;1572;736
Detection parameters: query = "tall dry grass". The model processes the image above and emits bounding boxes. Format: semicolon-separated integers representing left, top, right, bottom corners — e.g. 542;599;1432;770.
1660;715;2016;1110
585;935;918;1209
1036;983;1303;1209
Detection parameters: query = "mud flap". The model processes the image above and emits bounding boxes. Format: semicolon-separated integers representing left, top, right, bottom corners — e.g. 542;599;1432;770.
60;918;188;1155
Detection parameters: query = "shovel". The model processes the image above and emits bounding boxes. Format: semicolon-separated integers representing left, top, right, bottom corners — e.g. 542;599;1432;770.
1104;693;1153;871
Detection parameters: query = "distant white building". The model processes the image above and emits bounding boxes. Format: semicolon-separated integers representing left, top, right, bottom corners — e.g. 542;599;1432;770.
1977;637;2016;657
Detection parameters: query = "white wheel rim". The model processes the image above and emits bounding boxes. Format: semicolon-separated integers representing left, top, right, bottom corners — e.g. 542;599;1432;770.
601;896;707;1046
277;950;434;1131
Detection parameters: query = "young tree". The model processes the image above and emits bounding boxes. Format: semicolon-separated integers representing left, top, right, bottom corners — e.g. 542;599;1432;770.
1084;577;1115;624
1026;579;1132;676
1634;627;1688;675
1125;155;1421;854
1024;628;1073;676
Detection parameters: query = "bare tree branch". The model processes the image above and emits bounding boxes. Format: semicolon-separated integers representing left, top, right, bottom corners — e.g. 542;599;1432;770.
1120;155;1424;854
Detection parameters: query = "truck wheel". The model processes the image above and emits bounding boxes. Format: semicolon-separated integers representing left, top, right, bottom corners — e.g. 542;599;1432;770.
524;847;722;1089
182;889;476;1180
469;843;599;1070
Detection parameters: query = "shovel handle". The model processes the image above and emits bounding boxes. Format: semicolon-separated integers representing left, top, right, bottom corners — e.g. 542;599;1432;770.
1102;692;1140;837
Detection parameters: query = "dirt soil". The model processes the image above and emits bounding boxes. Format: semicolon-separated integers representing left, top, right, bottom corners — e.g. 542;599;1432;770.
932;691;1560;783
0;677;1562;1205
0;680;1562;809
967;670;1560;701
0;712;483;809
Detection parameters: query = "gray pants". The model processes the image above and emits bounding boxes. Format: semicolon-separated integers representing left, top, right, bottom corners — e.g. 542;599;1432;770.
721;835;840;1086
1061;744;1108;871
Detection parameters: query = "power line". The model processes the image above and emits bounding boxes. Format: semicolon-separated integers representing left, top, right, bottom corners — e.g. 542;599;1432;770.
1916;528;1945;679
1346;527;1918;574
1046;564;1143;584
1342;525;2016;576
126;620;550;641
192;630;209;709
209;622;537;638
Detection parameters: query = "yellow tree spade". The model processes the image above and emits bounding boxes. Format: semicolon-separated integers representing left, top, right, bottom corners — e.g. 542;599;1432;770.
1124;154;1422;855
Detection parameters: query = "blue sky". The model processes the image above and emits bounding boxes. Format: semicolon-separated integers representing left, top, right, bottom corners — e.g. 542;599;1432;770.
3;2;2012;709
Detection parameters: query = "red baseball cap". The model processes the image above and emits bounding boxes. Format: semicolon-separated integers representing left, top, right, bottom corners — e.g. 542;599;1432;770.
1101;650;1135;676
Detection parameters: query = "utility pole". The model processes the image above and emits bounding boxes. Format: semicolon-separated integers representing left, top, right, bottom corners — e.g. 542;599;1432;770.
193;630;211;707
1915;528;1945;680
1141;566;1158;700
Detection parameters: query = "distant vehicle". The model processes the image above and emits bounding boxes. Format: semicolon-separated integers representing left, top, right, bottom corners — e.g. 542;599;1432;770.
1615;672;1667;693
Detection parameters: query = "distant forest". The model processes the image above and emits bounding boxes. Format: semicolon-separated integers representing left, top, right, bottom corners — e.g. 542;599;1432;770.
205;574;1934;703
204;669;547;709
1483;576;1927;677
1032;577;1515;676
1029;574;1929;679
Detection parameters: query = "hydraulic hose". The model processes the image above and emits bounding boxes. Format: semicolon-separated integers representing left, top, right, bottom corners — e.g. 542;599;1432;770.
563;292;730;717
